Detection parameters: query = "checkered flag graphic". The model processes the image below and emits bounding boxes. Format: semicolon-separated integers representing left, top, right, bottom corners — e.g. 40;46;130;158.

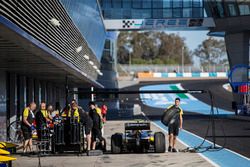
122;20;135;28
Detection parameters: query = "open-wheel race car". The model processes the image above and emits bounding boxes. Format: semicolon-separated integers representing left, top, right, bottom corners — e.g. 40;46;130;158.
111;121;166;153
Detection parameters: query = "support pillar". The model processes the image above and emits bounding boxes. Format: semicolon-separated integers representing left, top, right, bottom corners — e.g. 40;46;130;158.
26;78;34;103
225;32;250;106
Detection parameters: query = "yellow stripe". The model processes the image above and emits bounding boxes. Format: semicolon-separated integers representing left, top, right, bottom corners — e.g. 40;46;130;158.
0;155;16;162
0;142;18;148
0;149;10;155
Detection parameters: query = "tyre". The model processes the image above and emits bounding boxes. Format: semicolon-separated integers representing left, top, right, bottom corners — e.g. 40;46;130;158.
154;132;166;153
111;133;123;154
95;138;107;152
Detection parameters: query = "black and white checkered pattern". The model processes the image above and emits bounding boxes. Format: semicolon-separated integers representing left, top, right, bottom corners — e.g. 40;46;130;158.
122;20;135;28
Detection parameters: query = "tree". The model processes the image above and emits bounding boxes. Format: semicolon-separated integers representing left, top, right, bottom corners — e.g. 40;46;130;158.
192;37;227;66
117;31;193;65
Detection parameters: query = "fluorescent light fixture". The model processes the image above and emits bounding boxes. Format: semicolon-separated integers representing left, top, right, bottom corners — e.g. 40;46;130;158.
76;46;82;53
89;61;94;65
93;65;98;69
83;54;89;60
99;72;103;76
49;18;60;27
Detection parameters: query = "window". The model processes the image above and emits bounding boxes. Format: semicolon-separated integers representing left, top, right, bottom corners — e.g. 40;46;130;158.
163;9;172;17
153;9;163;18
123;0;132;8
228;4;237;16
104;40;111;49
173;0;182;8
112;0;122;8
183;0;192;8
163;0;172;8
103;9;111;18
141;9;152;18
216;1;225;18
192;8;203;17
142;0;151;8
111;9;122;19
132;9;143;18
132;0;142;8
193;0;202;8
153;0;163;8
173;8;182;17
183;8;192;17
102;0;112;8
123;9;132;18
238;4;250;15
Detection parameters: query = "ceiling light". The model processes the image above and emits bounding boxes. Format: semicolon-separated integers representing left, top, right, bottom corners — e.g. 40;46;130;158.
76;46;82;53
89;61;94;65
49;18;61;27
93;65;98;69
83;54;89;60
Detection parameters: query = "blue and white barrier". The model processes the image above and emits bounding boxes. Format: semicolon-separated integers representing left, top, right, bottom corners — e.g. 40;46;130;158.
138;72;228;78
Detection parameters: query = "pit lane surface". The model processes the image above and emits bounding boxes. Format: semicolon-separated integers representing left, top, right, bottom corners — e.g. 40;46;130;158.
120;79;250;159
13;121;212;167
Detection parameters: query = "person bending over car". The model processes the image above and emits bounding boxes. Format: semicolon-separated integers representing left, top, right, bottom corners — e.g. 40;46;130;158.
88;101;105;151
165;98;183;152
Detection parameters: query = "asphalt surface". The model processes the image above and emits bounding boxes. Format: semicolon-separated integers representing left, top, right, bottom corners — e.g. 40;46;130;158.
120;79;250;158
13;121;212;167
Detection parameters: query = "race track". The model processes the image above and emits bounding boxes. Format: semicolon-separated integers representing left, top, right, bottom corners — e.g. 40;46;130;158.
120;79;250;159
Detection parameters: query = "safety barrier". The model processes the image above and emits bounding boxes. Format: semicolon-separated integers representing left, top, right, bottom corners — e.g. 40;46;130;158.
137;72;228;78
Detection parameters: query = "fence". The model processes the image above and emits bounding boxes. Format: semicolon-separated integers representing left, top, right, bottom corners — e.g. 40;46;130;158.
119;64;229;74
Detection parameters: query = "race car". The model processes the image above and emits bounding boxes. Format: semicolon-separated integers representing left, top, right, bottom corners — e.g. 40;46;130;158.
111;121;165;153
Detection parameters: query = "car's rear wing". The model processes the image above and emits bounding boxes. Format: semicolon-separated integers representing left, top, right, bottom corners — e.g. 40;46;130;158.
125;122;150;130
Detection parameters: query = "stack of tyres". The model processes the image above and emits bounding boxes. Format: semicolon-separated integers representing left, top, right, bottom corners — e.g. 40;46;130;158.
68;118;82;153
54;124;64;145
38;127;50;154
70;123;80;144
52;123;64;153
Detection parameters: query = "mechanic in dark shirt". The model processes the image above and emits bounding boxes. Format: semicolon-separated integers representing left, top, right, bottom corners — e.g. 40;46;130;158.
72;99;93;151
88;101;105;150
35;102;47;141
165;98;183;153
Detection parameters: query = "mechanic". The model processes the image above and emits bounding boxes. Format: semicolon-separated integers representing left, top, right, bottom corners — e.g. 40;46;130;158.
79;107;93;152
21;102;36;153
88;101;105;151
95;104;104;135
165;98;183;152
101;104;108;135
61;100;80;122
35;102;48;141
70;99;93;152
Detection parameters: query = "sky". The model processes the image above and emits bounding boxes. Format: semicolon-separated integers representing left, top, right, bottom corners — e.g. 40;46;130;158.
165;30;209;50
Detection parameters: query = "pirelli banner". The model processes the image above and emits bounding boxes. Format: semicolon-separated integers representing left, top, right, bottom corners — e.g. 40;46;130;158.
104;18;215;30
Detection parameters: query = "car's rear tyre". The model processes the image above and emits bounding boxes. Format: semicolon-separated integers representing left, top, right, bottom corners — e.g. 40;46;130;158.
111;133;123;154
154;132;166;153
